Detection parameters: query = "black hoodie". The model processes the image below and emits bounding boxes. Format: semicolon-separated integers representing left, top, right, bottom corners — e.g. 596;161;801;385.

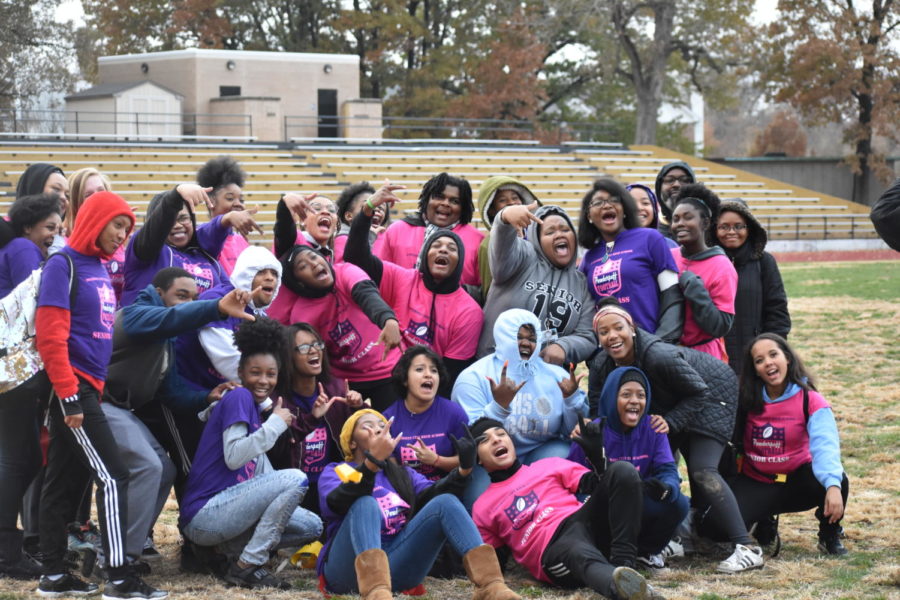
715;201;791;373
654;161;697;238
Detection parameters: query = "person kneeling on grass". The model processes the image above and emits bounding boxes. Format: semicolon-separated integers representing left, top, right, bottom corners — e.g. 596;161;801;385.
179;317;323;589
471;417;665;600
567;367;689;569
316;409;520;600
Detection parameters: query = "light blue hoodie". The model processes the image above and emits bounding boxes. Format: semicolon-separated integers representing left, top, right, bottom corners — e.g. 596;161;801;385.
452;308;586;455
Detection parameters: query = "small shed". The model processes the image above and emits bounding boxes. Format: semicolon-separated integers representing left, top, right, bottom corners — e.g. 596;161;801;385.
64;81;183;138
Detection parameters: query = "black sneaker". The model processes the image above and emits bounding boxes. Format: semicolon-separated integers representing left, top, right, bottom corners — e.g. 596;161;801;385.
37;573;100;597
101;575;167;600
0;553;42;580
817;534;848;556
140;541;161;563
224;562;291;590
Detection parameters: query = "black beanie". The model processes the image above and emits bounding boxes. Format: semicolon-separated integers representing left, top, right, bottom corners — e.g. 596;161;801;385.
619;369;647;392
469;417;504;441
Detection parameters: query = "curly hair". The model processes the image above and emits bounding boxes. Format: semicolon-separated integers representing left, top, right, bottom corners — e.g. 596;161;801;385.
233;317;287;371
197;156;246;191
576;178;641;249
673;183;721;244
391;345;449;399
337;182;377;226
8;193;63;236
418;173;473;225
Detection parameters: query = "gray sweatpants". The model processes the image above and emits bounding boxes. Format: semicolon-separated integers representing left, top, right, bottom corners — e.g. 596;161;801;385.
102;403;176;561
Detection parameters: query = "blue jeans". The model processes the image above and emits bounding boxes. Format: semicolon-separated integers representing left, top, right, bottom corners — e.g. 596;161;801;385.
323;494;482;592
184;469;322;565
463;438;572;511
640;491;690;554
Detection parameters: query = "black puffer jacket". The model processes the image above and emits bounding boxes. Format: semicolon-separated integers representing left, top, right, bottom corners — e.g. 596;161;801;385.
588;329;737;444
716;201;791;373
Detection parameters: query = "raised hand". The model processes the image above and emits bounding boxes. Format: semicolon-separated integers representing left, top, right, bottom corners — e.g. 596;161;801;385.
368;416;402;462
218;288;255;321
365;180;406;212
449;425;477;472
206;381;238;404
558;362;586;397
272;397;293;426
485;360;526;410
500;201;542;230
222;206;263;236
175;183;214;210
311;382;338;419
572;416;607;474
408;438;438;467
283;192;317;221
344;380;364;409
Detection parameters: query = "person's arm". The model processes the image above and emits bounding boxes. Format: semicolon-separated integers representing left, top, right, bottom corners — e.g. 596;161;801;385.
586;354;609;418
350;279;397;327
807;406;844;491
488;209;531;286
679;271;734;338
222;414;289;470
193;214;229;258
131;189;184;262
325;463;378;515
273;198;297;259
344;209;384;285
551;290;600;364
871;177;900;251
648;347;710;435
199;326;240;381
759;253;791;337
158;363;216;414
655;271;684;344
35;306;79;406
121;296;223;341
647;461;681;503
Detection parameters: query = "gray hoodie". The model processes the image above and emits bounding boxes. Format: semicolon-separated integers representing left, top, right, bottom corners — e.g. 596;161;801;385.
476;205;597;363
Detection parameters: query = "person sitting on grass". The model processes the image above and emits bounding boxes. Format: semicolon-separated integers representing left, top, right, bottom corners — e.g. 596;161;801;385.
316;409;520;600
470;417;665;600
568;367;689;569
179;317;322;590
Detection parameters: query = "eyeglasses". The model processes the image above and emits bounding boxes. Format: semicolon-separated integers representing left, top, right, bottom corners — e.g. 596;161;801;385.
294;341;325;354
309;202;337;214
175;213;192;225
662;175;692;185
717;224;748;233
589;196;621;209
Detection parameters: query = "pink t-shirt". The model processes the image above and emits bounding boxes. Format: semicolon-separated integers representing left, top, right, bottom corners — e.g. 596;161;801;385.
377;220;484;287
267;262;400;381
672;250;737;362
473;458;588;583
217;231;249;276
743;389;830;483
378;262;483;360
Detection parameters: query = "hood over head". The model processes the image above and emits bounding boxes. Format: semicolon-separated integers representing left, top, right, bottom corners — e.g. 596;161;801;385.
478;176;539;231
599;366;651;433
417;228;464;293
16;163;64;199
146;190;201;249
492;308;543;379
527;205;578;269
231;245;283;310
654;161;696;222
279;244;334;299
716;199;768;262
68;191;135;259
626;183;661;229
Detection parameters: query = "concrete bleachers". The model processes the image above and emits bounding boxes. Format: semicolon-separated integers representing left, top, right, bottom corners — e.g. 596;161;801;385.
0;140;876;243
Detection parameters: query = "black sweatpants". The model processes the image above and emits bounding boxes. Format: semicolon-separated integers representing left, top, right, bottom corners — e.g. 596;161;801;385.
540;461;642;598
39;380;128;578
729;463;849;539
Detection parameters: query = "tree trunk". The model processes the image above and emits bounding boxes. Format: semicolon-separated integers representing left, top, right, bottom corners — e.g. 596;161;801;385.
852;90;874;205
634;86;662;145
632;0;675;145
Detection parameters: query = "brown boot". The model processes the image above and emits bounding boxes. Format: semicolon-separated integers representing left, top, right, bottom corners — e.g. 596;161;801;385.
354;548;394;600
462;544;521;600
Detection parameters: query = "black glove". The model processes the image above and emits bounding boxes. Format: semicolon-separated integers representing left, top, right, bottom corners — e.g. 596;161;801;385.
642;478;670;502
449;427;477;471
572;416;607;475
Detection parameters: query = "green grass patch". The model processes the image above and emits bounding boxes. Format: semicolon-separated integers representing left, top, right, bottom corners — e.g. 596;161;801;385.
780;261;900;301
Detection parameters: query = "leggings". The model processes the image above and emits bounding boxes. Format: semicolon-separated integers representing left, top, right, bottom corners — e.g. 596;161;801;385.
672;432;752;545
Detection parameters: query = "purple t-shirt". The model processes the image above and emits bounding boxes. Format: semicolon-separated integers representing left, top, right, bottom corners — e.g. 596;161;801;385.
179;387;262;528
175;283;235;392
383;396;468;481
121;216;228;306
317;461;432;575
579;227;677;334
567;417;674;478
0;237;43;297
288;391;333;483
37;248;117;382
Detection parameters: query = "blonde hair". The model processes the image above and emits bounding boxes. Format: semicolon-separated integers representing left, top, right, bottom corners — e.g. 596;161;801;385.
66;168;112;232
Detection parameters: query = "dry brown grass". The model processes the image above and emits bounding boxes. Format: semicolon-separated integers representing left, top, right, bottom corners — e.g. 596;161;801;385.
1;262;898;600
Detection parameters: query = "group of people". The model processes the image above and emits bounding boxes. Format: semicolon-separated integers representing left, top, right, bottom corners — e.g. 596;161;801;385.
0;155;850;600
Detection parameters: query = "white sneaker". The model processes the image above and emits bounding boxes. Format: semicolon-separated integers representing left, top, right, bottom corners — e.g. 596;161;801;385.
716;544;764;573
660;537;684;560
636;553;665;569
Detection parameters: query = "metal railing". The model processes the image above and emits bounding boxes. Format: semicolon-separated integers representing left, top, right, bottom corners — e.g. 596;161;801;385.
763;214;877;240
0;108;254;141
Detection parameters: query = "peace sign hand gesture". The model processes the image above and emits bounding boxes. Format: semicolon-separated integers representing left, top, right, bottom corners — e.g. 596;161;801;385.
486;360;526;410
